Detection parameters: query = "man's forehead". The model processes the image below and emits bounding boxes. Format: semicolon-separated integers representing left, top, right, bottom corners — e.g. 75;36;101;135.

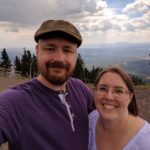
39;38;77;46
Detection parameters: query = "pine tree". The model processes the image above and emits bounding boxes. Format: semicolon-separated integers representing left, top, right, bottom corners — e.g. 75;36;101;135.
89;66;103;83
0;48;12;76
20;48;32;77
18;48;38;78
84;67;90;83
130;74;145;85
73;53;85;81
29;54;38;78
21;49;28;77
14;56;22;72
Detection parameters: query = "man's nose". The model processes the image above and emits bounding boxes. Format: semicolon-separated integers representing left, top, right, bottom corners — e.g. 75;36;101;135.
54;50;65;61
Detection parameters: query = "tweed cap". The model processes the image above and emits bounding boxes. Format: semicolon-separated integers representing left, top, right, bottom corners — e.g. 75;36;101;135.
34;20;82;47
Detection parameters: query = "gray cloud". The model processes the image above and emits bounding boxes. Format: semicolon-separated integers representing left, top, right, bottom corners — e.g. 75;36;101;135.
83;0;97;13
0;0;86;31
0;0;113;33
0;0;149;35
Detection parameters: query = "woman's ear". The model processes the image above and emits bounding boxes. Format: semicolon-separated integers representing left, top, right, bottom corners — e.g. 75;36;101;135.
129;92;134;101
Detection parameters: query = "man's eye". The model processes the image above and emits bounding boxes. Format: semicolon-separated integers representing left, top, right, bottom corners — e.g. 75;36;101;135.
44;48;54;51
48;48;54;51
64;49;73;53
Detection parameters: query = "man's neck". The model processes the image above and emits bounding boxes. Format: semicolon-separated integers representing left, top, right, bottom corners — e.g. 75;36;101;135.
37;74;67;92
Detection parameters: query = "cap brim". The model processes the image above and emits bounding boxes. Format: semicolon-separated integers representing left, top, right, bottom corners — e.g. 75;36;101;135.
34;30;81;47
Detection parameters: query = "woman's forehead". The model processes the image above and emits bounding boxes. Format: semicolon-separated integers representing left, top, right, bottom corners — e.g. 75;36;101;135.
99;72;127;88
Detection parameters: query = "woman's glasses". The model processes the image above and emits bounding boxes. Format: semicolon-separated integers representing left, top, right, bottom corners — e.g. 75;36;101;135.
93;85;130;98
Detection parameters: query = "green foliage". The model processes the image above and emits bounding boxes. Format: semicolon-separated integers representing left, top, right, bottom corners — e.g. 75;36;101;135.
89;66;103;83
14;48;38;78
29;54;38;78
84;66;103;83
0;48;147;85
0;48;12;76
14;56;22;71
20;48;31;77
130;74;146;85
0;48;12;68
72;54;103;83
72;53;85;80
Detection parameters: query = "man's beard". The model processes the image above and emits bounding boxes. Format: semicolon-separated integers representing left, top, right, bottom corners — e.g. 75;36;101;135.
38;61;74;85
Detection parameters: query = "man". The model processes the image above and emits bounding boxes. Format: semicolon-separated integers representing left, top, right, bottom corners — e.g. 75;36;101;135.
0;20;94;150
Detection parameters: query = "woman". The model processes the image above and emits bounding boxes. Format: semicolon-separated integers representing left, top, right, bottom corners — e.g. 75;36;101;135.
88;66;150;150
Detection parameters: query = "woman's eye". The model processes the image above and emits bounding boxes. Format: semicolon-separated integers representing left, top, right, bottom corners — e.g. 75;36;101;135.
99;87;107;92
115;89;124;94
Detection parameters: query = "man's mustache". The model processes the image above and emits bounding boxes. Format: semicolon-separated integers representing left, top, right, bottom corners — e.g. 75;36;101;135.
46;61;68;69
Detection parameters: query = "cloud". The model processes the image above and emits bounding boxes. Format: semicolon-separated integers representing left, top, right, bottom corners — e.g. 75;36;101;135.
83;0;97;13
121;0;150;32
0;0;87;24
123;0;150;14
0;0;130;33
0;0;85;30
0;0;149;47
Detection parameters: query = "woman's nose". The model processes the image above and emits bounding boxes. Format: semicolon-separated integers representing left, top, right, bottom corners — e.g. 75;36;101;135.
105;90;114;100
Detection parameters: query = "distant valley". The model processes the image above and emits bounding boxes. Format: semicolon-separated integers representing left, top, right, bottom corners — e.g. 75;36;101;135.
1;42;150;82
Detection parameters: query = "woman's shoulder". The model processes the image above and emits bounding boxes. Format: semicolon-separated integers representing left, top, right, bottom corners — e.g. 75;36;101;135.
89;110;99;128
138;120;150;149
88;110;99;150
124;120;150;150
141;120;150;137
89;110;99;120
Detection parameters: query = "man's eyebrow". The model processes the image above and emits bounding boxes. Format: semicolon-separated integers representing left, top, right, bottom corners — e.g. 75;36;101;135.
63;45;73;49
44;44;55;47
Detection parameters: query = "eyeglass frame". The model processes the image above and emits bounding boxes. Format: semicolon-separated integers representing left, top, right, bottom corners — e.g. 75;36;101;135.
93;84;131;98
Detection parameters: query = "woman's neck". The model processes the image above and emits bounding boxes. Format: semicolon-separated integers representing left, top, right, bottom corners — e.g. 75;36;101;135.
96;114;144;150
98;113;130;134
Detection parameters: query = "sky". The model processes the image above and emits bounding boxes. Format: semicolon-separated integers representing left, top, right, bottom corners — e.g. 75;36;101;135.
0;0;150;48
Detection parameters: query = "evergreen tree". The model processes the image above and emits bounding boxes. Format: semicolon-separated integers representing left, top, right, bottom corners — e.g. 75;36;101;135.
14;56;22;72
21;49;28;77
20;48;32;77
17;48;38;78
84;67;91;83
88;66;103;83
0;48;12;76
72;53;85;81
130;74;145;85
29;54;38;78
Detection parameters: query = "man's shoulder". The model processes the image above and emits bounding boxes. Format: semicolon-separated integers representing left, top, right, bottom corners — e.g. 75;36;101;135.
68;77;88;88
0;80;33;99
68;77;83;84
68;77;88;89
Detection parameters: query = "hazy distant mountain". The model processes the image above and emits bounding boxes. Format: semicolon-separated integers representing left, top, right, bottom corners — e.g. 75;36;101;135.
1;43;150;82
1;42;150;62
